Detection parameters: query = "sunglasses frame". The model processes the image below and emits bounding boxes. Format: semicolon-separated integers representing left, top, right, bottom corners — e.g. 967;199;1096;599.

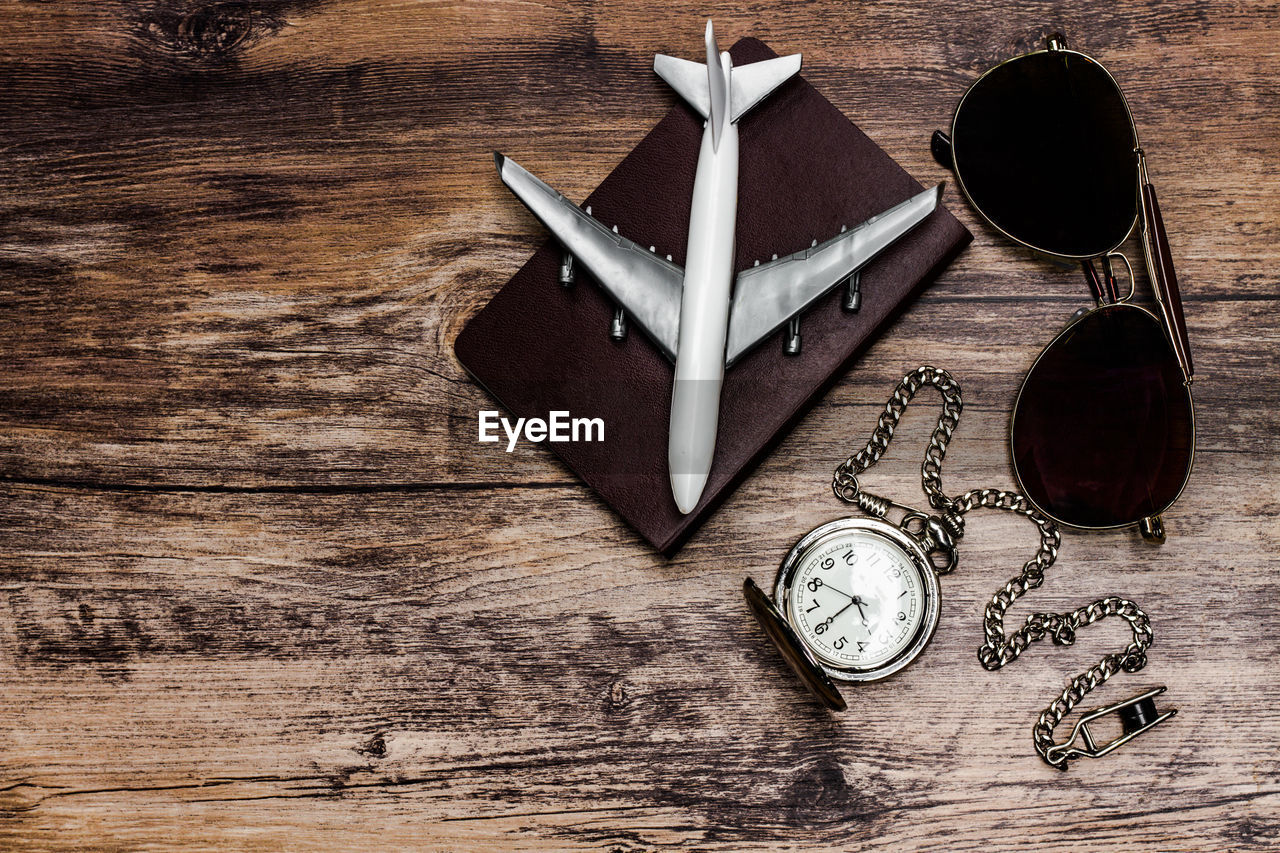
937;33;1196;542
1008;301;1196;540
947;37;1141;261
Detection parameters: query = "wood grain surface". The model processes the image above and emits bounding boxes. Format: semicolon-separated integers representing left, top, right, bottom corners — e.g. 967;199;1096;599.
1;1;1277;850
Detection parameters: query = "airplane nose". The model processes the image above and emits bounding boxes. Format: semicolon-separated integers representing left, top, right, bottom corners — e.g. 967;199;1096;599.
668;377;720;514
671;472;709;514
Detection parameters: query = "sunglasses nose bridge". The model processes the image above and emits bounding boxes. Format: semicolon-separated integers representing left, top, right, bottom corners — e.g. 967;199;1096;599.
1106;251;1136;302
1082;251;1137;306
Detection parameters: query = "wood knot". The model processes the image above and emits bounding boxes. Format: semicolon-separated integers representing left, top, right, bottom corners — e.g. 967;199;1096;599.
786;757;864;826
355;733;387;759
604;680;630;712
180;4;251;53
144;3;253;57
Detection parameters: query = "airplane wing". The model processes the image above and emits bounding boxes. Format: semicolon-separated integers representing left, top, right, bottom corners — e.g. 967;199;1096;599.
724;185;944;366
494;153;684;361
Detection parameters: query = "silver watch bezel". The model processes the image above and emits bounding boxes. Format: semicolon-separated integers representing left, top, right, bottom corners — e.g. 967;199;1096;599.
774;517;941;683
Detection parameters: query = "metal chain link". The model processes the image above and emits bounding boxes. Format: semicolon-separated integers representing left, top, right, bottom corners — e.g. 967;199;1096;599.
832;366;1154;770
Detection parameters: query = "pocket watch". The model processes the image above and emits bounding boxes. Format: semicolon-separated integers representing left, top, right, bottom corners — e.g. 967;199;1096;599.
742;366;1176;770
744;513;956;710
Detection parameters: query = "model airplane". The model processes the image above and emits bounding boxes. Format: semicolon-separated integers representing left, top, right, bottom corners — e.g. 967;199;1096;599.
495;21;943;514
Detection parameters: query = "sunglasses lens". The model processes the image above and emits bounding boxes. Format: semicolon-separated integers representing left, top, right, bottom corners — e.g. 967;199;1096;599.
1011;305;1193;528
953;51;1138;257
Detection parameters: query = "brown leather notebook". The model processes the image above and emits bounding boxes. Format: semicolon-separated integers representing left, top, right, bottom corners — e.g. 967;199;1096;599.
455;38;970;555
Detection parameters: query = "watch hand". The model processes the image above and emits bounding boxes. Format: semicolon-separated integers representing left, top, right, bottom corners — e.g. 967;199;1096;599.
817;600;855;631
814;578;865;604
815;580;857;602
852;595;869;625
826;602;854;622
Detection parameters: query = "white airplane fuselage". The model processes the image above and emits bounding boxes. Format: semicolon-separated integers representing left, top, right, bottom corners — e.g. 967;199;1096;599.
668;52;738;514
492;23;941;520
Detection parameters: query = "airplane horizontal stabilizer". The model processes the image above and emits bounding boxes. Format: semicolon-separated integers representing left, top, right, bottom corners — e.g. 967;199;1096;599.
729;54;801;122
653;54;710;119
654;53;801;124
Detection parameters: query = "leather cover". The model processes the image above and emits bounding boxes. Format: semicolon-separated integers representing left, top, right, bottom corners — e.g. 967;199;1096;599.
455;38;971;555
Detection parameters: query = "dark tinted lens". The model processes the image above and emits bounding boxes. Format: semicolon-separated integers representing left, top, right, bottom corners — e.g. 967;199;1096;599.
1011;305;1193;528
953;51;1138;257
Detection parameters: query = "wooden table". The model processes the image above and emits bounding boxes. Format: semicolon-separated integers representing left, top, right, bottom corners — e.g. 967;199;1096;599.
2;2;1277;849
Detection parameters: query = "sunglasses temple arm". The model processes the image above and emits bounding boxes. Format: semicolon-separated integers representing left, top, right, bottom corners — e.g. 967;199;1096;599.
1100;254;1120;303
1080;256;1120;305
1080;259;1107;304
1138;155;1195;383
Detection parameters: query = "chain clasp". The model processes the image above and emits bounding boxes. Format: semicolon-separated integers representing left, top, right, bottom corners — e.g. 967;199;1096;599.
836;477;962;575
1044;687;1177;767
901;511;960;574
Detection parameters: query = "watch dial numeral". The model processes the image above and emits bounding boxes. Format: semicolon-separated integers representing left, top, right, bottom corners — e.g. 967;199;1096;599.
843;550;858;566
832;636;847;650
806;599;820;613
897;611;907;621
814;622;827;635
807;577;823;592
857;641;867;653
819;556;835;571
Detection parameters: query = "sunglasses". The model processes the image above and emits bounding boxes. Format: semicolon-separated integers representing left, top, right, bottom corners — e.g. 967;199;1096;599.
931;33;1195;543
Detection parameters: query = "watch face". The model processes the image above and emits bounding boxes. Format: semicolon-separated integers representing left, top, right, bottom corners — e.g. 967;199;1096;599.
784;528;928;670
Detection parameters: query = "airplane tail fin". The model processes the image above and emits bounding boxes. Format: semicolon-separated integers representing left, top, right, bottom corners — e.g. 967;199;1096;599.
704;21;729;149
653;21;801;132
